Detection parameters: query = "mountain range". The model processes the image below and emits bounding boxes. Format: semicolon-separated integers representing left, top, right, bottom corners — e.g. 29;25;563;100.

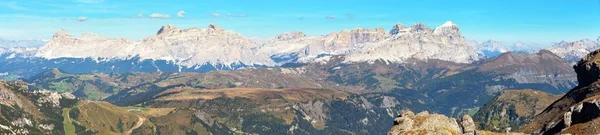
0;38;46;48
1;21;598;81
35;21;478;67
1;21;600;134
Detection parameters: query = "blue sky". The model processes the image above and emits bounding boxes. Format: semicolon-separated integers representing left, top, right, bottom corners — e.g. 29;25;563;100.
0;0;599;45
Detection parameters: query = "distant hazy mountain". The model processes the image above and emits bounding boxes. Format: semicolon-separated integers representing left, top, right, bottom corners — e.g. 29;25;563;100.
548;37;600;62
0;38;46;48
474;40;542;58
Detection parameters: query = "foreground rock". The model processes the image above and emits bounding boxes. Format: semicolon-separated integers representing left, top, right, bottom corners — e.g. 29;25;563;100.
388;110;475;135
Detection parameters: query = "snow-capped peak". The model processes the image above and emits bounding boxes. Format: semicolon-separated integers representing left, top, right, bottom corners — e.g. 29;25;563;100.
439;21;457;27
433;21;460;36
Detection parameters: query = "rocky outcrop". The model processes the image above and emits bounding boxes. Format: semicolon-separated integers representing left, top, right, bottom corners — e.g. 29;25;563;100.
563;99;600;128
460;115;477;135
388;110;474;135
521;48;600;134
574;49;600;86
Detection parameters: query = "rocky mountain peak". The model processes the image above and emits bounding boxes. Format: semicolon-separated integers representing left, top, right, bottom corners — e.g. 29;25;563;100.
276;32;306;41
207;24;222;31
409;23;431;33
596;36;600;43
574;49;600;86
390;23;408;35
53;29;72;38
157;25;180;35
433;21;461;36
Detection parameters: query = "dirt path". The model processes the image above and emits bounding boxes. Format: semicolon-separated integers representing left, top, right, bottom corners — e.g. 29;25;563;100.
125;116;145;135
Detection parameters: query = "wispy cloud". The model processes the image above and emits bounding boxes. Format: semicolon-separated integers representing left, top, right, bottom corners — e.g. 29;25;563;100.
177;11;186;18
210;12;221;17
76;0;105;4
346;14;356;19
326;15;336;19
0;2;27;11
77;16;88;22
149;13;170;19
210;12;248;18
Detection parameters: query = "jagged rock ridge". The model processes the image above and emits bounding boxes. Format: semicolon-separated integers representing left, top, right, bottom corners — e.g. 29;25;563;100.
36;21;480;68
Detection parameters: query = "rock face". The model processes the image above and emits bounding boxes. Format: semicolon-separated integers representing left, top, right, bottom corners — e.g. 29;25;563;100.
344;22;478;64
387;110;474;135
521;48;600;134
574;49;600;86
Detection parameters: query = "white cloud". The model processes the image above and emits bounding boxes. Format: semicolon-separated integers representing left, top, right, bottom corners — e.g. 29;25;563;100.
77;16;88;22
149;13;170;19
210;12;221;17
177;10;186;18
326;15;336;19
